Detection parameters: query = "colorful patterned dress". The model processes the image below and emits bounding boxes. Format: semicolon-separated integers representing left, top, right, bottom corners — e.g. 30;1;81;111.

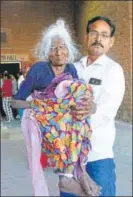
30;73;92;178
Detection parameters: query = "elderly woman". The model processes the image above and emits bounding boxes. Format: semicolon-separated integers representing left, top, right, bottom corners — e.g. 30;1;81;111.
11;19;96;196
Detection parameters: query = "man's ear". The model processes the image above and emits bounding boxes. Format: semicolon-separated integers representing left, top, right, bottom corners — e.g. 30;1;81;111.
84;34;88;49
110;36;115;48
84;34;88;42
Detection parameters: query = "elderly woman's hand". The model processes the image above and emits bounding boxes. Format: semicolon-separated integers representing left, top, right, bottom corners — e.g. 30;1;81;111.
71;94;97;120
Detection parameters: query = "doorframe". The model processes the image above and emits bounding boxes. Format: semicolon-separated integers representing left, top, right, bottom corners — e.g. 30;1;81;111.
1;61;22;69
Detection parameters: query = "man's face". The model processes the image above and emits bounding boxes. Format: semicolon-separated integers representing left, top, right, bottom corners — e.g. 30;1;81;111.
49;39;69;67
86;20;115;57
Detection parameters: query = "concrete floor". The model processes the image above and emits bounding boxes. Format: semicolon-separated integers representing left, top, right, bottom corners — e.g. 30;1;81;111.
1;119;132;196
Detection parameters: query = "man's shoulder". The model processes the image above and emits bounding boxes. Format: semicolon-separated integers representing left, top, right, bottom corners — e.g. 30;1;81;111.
103;55;124;78
73;56;87;72
74;56;87;66
104;55;122;69
73;55;123;72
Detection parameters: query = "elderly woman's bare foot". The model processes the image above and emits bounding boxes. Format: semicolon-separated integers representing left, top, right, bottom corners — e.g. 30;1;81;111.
58;176;87;196
79;172;101;196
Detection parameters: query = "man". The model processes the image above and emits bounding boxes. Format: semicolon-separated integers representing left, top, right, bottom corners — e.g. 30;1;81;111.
60;16;125;196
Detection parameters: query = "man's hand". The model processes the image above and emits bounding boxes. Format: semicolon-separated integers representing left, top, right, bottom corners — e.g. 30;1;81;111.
71;94;97;120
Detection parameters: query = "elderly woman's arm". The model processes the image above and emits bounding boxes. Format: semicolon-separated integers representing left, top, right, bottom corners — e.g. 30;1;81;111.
11;64;39;109
11;99;32;109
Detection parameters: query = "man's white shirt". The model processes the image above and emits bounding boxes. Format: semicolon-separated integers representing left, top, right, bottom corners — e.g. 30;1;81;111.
74;54;125;162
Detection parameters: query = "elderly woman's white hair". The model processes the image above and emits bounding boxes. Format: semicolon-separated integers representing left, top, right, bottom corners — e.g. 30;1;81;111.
34;19;81;63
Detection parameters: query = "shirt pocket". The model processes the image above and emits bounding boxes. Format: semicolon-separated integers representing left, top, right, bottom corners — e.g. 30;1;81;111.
90;84;102;102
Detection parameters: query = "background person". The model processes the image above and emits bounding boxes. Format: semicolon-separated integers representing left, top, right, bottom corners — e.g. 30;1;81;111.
2;73;14;123
10;74;18;118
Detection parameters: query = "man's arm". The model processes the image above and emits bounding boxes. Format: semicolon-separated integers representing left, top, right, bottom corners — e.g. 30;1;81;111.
71;95;96;120
71;63;96;119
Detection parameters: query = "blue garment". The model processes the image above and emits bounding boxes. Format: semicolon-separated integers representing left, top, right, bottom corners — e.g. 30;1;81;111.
60;158;116;197
14;61;78;100
18;108;24;120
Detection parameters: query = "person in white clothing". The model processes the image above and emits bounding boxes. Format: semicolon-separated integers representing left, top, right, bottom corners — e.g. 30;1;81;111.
60;16;125;197
17;72;25;90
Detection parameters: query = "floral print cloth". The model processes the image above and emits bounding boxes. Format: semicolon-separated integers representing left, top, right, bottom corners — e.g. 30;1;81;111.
30;73;92;176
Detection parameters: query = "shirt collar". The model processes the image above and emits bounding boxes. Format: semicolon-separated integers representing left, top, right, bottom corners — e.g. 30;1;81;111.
79;54;107;68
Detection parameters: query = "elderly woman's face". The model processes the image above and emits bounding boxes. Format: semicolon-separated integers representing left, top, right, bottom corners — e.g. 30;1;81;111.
49;39;69;66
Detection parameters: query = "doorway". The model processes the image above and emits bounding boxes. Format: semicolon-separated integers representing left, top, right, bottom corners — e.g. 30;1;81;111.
0;62;21;117
0;62;20;78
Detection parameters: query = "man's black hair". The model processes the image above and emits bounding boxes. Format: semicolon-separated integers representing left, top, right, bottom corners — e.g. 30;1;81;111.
86;16;116;37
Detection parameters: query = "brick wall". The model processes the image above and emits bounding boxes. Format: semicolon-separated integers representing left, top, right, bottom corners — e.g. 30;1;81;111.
1;1;132;122
1;0;76;59
74;1;132;123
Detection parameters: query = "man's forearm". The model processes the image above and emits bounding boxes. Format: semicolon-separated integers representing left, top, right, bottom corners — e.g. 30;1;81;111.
11;99;31;109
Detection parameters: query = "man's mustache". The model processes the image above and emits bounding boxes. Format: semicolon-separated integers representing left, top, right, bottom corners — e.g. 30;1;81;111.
91;42;104;48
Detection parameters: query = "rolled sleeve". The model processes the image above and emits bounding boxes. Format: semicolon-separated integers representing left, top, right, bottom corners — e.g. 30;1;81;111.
14;75;35;100
14;65;37;100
